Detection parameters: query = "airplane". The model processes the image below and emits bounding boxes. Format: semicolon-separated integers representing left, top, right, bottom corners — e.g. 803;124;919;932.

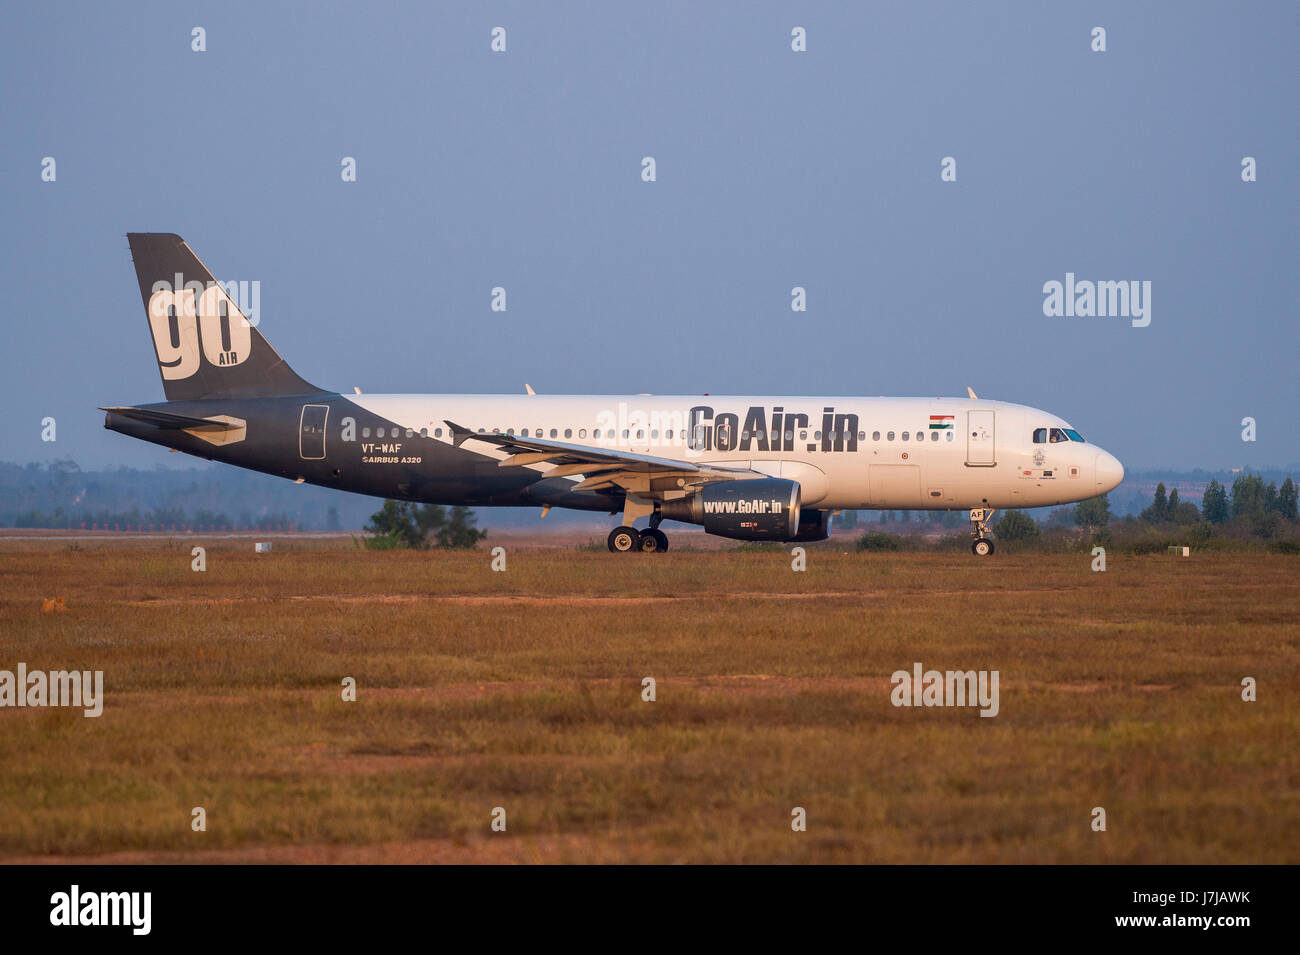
102;234;1125;556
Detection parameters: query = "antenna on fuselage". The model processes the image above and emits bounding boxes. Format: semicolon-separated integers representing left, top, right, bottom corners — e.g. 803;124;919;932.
525;383;536;395
967;386;978;400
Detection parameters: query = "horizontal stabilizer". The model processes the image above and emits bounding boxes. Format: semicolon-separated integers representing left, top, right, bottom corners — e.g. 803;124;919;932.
100;406;241;431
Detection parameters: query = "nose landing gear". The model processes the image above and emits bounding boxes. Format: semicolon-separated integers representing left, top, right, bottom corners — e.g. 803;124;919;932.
969;507;996;556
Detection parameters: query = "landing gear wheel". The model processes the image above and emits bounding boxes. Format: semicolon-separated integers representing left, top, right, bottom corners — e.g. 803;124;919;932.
608;526;641;553
968;507;997;557
640;528;669;553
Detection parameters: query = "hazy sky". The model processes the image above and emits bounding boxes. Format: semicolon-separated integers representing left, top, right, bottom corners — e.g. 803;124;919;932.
2;1;1297;472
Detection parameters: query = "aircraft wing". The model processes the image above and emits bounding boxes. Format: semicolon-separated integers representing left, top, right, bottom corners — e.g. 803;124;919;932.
443;420;758;494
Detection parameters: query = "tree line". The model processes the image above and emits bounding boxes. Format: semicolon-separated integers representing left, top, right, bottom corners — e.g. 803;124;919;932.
989;473;1299;549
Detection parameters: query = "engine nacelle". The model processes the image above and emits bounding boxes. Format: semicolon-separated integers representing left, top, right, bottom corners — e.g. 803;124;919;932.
788;507;833;542
660;477;801;541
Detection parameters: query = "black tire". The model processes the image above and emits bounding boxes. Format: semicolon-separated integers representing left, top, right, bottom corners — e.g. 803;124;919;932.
608;526;641;553
971;537;994;557
641;528;669;553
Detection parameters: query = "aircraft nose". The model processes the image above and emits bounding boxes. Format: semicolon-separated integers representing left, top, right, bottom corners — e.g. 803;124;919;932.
1094;450;1124;493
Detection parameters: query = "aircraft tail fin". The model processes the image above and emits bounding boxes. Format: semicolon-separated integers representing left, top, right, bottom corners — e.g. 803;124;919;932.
126;233;325;401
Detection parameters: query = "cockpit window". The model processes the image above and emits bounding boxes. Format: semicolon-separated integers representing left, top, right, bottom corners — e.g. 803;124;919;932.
1033;428;1047;444
1064;429;1085;442
1049;427;1069;443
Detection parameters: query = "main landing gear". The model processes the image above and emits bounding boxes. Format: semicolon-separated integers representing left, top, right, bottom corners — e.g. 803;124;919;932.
607;523;671;553
969;507;996;557
608;526;640;552
607;503;671;553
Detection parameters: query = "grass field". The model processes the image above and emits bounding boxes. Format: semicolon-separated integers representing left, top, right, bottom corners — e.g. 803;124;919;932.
0;535;1296;863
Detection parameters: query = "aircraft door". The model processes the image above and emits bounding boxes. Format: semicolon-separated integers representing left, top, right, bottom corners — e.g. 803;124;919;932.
965;410;995;466
869;464;922;506
299;404;328;460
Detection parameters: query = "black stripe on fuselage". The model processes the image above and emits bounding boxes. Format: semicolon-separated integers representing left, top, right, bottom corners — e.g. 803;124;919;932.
102;395;618;512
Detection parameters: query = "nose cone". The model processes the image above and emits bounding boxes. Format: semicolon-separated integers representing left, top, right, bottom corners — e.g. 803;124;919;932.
1094;450;1124;494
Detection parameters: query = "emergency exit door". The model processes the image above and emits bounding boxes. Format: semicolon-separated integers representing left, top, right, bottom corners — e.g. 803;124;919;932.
965;409;995;466
299;404;329;460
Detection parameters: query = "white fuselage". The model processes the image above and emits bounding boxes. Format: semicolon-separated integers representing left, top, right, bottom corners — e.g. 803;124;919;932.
348;394;1125;510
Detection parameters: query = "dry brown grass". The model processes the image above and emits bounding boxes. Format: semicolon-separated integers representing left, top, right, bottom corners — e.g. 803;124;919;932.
0;536;1296;863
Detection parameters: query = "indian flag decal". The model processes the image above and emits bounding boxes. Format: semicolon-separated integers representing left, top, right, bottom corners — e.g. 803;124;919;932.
929;415;955;430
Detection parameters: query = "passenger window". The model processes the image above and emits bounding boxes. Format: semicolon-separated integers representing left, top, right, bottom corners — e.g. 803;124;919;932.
362;427;371;438
902;432;909;441
887;431;895;441
784;431;793;442
434;428;442;438
946;432;953;441
579;429;587;438
814;431;822;441
564;428;572;438
1033;428;1047;443
608;429;615;439
930;431;938;441
799;430;807;441
405;429;413;438
651;429;659;439
872;431;880;441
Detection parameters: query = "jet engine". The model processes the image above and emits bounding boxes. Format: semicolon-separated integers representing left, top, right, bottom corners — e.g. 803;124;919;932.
788;507;833;542
659;477;801;541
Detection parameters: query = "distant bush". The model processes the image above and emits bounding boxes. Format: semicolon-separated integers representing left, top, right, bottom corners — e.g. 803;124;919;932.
1126;533;1177;555
856;531;902;552
363;500;486;550
1268;537;1300;555
993;510;1040;542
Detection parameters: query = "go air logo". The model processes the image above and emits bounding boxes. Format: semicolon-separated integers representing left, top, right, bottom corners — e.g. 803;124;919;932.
50;885;151;935
1042;273;1151;327
891;662;1000;717
147;274;261;379
703;498;782;515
